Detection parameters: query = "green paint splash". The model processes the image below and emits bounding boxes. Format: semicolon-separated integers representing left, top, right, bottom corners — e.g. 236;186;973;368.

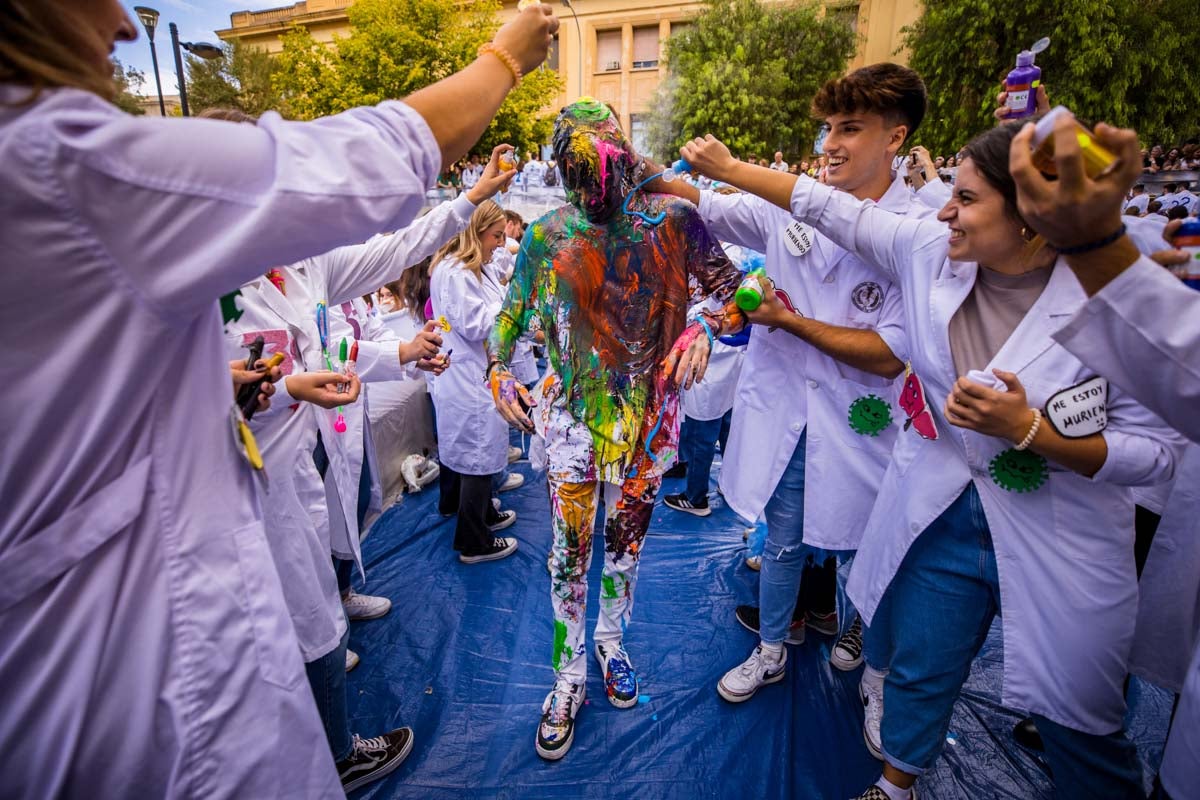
602;575;619;600
552;620;571;670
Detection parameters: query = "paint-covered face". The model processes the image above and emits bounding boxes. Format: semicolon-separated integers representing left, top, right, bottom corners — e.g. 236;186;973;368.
552;98;638;223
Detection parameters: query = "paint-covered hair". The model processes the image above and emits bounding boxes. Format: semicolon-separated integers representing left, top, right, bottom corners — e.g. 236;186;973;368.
551;98;638;222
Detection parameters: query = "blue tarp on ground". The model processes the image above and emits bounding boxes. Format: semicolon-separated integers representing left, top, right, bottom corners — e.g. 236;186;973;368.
345;443;1172;800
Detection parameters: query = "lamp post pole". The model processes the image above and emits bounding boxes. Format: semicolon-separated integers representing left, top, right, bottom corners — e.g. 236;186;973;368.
169;23;190;117
133;6;165;116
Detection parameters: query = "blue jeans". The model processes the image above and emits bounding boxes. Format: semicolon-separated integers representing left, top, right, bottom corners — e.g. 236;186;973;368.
759;432;845;643
879;485;1143;798
681;411;732;504
305;628;353;762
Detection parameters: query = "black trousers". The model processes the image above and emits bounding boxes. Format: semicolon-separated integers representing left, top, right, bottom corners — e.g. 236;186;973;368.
451;472;495;554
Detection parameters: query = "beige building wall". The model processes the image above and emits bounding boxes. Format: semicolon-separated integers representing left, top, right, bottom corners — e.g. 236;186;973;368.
218;0;921;135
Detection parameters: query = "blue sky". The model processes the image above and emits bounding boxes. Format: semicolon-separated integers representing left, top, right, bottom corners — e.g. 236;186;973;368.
115;0;284;96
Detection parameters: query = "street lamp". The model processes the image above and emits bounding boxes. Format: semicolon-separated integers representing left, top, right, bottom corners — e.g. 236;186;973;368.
133;6;165;116
169;23;223;117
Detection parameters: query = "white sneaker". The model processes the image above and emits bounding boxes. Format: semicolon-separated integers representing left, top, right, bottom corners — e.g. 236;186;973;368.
498;473;524;492
345;648;360;672
536;680;585;761
860;671;885;760
508;445;523;463
717;645;786;703
342;590;392;621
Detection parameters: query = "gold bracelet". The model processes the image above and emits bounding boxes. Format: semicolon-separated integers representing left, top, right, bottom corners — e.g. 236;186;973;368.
478;42;522;88
1014;408;1042;451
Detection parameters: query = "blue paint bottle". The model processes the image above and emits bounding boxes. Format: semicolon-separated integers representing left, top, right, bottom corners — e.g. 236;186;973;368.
1005;37;1049;120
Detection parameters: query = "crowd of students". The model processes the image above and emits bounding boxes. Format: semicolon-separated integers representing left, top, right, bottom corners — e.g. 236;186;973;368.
3;2;1200;799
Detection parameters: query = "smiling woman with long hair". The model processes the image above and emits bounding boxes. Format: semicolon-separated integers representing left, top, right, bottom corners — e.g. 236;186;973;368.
0;2;555;796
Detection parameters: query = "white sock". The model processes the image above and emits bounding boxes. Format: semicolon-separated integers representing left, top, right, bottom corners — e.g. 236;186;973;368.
760;641;783;661
863;663;888;690
874;776;912;800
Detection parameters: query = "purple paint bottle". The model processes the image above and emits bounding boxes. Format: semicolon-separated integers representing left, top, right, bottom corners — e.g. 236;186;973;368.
1005;37;1049;120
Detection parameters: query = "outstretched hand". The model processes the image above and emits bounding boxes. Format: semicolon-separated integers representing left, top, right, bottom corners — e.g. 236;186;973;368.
467;144;519;203
663;322;712;390
680;135;737;183
489;367;536;432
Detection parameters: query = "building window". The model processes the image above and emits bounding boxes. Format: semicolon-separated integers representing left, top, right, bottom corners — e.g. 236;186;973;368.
630;115;650;155
669;21;694;39
597;29;622;72
828;2;860;34
632;26;659;69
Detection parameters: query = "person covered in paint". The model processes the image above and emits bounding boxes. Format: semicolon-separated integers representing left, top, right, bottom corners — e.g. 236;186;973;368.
680;120;1185;800
485;98;747;761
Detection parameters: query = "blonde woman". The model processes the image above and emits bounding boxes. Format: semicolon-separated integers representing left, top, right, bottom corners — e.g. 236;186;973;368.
429;200;518;562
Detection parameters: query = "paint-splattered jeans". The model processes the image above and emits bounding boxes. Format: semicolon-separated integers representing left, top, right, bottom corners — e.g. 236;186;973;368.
546;476;661;685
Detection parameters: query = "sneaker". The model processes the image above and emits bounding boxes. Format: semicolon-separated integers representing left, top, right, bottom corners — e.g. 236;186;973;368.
487;509;517;532
459;536;518;564
860;673;885;760
508;445;523;463
830;614;864;671
663;493;711;517
342;590;392;621
345;648;360;672
337;727;415;792
745;554;762;571
717;644;787;703
536;681;585;761
497;473;524;492
806;609;839;637
594;641;639;708
735;604;805;645
850;787;917;800
1013;717;1044;751
663;461;688;479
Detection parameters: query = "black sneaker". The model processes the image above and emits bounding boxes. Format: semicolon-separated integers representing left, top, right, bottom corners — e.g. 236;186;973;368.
536;681;585;760
1013;717;1044;751
851;787;918;800
336;727;414;793
663;462;688;479
664;493;711;517
830;614;864;671
735;604;805;645
459;537;518;564
806;609;839;637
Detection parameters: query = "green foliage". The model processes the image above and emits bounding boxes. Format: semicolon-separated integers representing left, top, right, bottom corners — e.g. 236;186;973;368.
905;0;1200;154
271;0;563;154
111;57;146;116
647;0;856;161
186;40;282;117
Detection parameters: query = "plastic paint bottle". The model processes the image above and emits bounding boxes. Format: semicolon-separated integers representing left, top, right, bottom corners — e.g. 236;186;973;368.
735;268;768;311
661;158;693;183
1173;218;1200;290
1030;106;1117;179
1005;37;1049;120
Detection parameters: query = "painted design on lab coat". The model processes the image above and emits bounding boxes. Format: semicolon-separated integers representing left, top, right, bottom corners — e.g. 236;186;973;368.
899;364;939;440
221;289;245;326
1044;376;1108;438
851;280;884;313
848;394;893;437
988;448;1049;493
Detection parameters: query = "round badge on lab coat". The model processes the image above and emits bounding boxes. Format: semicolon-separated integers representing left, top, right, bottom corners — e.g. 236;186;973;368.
782;221;814;257
1044;376;1108;438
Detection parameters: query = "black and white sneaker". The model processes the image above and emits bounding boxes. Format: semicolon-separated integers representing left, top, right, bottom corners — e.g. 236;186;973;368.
831;614;864;671
487;510;517;532
850;787;917;800
717;644;787;702
536;681;585;761
735;604;805;645
459;537;518;564
336;727;415;793
663;493;710;517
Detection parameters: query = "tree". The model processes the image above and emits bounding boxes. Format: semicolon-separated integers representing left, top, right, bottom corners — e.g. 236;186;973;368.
646;0;856;162
111;57;146;116
272;0;562;154
904;0;1200;155
185;40;282;117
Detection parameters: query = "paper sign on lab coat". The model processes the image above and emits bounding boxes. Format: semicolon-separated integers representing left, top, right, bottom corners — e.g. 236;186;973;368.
1044;376;1108;438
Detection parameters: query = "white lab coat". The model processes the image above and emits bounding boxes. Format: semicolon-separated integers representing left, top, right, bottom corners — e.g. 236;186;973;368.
430;256;509;475
787;175;1184;734
1129;443;1200;693
712;177;930;552
222;277;347;663
319;196;477;560
681;298;745;422
915;177;952;210
0;84;438;798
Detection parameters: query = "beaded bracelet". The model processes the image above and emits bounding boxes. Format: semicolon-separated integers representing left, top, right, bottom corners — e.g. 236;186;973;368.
478;43;523;88
1014;408;1042;451
1054;224;1127;256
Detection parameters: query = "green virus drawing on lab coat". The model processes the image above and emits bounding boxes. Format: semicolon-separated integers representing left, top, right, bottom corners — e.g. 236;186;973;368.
848;395;892;437
988;448;1049;493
